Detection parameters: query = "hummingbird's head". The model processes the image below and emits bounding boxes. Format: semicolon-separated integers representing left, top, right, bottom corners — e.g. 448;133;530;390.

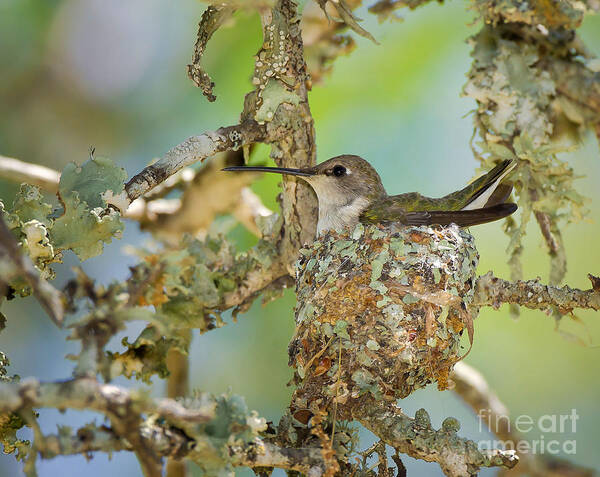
222;154;386;204
304;155;386;206
223;154;387;234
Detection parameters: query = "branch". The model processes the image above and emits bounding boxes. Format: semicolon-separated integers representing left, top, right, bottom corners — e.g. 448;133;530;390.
166;330;192;477
0;153;271;241
473;272;600;313
140;152;270;243
0;213;64;326
0;378;213;428
121;121;266;205
232;442;328;475
0;378;328;475
451;362;512;441
451;362;596;477
165;330;190;477
135;167;196;201
0;155;60;193
187;5;236;102
353;401;518;477
243;0;318;259
234;188;272;235
39;425;131;457
108;407;163;477
221;261;291;312
37;425;327;475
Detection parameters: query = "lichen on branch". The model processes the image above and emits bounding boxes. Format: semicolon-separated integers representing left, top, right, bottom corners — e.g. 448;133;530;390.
355;402;518;477
473;271;600;314
187;5;236;102
464;0;599;285
0;377;331;477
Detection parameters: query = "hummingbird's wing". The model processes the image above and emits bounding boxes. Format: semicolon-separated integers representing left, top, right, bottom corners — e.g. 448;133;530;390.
395;160;516;211
400;203;517;227
360;201;517;227
364;160;517;214
360;159;518;227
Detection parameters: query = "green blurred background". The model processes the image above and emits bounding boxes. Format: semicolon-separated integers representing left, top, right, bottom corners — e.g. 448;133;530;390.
0;1;599;476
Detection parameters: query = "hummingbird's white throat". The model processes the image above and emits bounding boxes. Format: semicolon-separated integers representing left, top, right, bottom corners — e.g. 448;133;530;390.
306;175;371;235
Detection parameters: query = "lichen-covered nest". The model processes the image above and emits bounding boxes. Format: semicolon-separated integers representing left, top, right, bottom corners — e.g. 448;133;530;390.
289;223;479;420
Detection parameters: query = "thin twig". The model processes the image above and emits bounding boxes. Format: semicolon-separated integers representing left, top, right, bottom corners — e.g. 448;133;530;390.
0;213;64;326
165;329;191;477
122;121;266;205
451;362;596;477
0;155;60;193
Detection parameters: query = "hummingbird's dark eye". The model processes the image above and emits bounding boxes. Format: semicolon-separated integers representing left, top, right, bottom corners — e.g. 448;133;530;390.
332;165;347;177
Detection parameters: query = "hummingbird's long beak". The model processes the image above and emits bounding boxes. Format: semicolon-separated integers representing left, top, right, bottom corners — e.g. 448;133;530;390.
222;166;314;177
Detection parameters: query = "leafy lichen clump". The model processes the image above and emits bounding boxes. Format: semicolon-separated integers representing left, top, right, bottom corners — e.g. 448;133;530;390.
1;156;126;297
290;223;479;419
471;0;595;29
463;0;599;286
173;392;267;476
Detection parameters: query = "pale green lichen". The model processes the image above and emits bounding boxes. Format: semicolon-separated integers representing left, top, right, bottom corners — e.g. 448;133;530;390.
51;198;123;261
254;80;301;123
464;22;594;287
11;184;52;227
58;157;127;210
51;156;126;261
181;392;267;477
3;156;126;282
2;186;59;286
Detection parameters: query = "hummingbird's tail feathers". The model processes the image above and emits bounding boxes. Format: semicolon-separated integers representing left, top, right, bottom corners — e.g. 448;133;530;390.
483;182;513;208
402;203;517;227
460;159;517;211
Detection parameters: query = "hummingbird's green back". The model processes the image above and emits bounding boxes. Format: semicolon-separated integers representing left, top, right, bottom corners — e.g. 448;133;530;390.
361;159;517;226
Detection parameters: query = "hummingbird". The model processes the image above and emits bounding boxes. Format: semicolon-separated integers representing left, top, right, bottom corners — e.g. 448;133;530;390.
223;155;517;236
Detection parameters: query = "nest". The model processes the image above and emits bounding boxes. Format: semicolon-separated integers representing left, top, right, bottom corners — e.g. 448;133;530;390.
289;223;479;420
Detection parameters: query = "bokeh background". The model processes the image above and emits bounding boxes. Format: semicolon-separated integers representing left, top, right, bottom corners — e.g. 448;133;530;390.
1;1;599;476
